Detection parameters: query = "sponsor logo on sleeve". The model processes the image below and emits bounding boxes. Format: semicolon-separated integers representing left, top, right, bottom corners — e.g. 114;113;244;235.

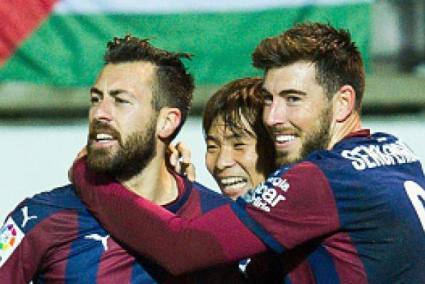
242;174;290;212
0;217;25;267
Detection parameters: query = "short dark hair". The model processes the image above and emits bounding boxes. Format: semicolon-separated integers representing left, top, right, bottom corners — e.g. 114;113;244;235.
252;22;365;112
104;35;195;138
203;77;275;168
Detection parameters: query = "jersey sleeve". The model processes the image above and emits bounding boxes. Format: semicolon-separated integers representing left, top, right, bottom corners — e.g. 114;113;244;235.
0;207;45;283
72;158;340;275
237;162;341;251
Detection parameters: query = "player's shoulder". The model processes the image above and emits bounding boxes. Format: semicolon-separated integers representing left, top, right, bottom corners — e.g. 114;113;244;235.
4;184;86;231
191;181;233;207
327;131;418;171
22;184;84;209
336;131;399;150
0;185;97;269
192;181;229;199
272;161;322;179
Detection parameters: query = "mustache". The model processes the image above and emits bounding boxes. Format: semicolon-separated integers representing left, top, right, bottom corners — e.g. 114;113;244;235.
268;126;300;134
88;120;122;144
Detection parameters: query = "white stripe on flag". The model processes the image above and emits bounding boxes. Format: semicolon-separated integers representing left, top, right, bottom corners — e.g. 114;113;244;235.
53;0;371;14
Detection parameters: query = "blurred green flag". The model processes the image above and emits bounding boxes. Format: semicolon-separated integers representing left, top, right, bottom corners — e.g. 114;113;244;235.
0;0;372;87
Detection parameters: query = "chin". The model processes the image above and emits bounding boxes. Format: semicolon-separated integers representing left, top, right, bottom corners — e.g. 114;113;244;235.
87;159;112;173
223;188;247;200
87;153;115;173
276;151;303;166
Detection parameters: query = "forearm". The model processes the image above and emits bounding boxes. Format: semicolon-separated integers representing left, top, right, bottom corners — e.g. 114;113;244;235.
76;175;266;274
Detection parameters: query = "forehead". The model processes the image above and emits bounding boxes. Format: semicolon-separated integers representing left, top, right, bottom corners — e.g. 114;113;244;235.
263;61;320;94
95;61;157;92
207;115;255;138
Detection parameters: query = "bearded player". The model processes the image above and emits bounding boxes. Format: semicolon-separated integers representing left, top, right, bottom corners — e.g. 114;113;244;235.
0;35;247;283
73;23;425;283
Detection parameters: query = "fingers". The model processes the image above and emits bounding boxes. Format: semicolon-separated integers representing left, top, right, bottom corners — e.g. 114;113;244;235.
175;142;196;180
167;142;196;180
76;147;88;160
175;142;191;164
167;144;180;170
181;162;196;182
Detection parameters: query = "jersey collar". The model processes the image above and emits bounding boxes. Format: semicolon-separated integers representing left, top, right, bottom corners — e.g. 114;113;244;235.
163;172;192;213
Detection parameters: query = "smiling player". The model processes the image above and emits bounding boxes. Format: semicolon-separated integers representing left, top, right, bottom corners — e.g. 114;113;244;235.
203;77;274;200
73;23;425;283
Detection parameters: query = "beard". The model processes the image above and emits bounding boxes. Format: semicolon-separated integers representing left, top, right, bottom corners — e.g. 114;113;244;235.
87;118;157;181
275;105;332;166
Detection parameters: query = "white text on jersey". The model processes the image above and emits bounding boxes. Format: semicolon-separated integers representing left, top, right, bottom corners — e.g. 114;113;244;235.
341;141;418;170
243;176;289;212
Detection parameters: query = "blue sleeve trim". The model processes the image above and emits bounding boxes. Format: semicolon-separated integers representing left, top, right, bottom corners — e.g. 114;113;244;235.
231;198;285;254
307;245;340;284
166;177;193;213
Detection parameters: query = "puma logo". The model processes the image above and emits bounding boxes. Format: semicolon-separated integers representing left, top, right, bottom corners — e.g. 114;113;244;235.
85;234;110;251
21;207;37;228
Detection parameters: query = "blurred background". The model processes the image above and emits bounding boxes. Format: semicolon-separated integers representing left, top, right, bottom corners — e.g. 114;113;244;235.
1;0;424;220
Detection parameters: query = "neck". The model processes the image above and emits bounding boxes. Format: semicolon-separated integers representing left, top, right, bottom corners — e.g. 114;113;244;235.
328;112;362;149
118;148;178;205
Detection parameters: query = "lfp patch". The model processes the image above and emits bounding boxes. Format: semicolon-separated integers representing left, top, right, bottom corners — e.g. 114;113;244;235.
0;217;24;267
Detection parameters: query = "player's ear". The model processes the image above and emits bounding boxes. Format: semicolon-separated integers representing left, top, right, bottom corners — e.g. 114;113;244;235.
333;85;356;122
157;107;182;139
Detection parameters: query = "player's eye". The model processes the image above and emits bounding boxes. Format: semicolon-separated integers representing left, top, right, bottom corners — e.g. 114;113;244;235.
90;95;101;105
286;95;302;104
263;94;273;106
233;142;246;150
115;97;130;104
206;143;219;152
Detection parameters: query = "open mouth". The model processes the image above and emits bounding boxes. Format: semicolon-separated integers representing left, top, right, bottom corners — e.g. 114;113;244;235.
273;133;298;150
95;133;115;143
89;130;120;148
89;121;120;147
275;134;296;143
219;176;248;190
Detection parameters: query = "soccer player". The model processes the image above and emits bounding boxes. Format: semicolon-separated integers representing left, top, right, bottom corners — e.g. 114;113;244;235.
73;23;425;283
0;35;244;283
202;77;274;200
201;77;286;282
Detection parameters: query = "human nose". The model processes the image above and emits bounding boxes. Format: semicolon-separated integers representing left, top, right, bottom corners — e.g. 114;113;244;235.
263;99;286;128
91;98;113;122
215;147;236;170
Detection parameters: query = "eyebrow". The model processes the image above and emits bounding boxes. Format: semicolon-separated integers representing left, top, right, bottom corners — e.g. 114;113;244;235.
260;87;307;97
109;89;129;97
90;87;102;95
89;87;129;97
278;89;307;96
260;87;272;97
206;132;250;142
205;135;218;142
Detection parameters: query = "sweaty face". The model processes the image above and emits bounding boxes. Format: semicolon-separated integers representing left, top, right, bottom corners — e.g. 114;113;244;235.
205;116;268;200
87;62;159;180
262;61;333;166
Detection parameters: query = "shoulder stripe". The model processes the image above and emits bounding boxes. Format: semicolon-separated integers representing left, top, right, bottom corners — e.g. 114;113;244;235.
231;199;285;253
308;245;340;283
166;176;192;213
65;214;107;281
